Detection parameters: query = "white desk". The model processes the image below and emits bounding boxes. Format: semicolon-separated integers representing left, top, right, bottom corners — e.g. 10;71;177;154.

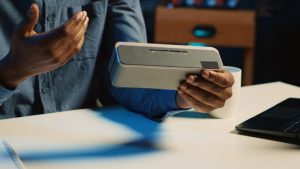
0;82;299;169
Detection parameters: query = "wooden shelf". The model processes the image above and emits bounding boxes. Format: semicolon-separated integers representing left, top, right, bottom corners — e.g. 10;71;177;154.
154;6;256;85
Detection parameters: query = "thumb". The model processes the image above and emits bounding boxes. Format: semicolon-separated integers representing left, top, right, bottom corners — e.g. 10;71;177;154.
17;3;39;37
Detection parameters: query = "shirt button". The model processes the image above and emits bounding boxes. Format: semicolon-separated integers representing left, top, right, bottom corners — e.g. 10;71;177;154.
41;88;48;94
47;15;56;21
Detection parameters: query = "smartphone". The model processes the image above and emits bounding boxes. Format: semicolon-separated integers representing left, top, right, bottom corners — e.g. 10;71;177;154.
109;42;223;90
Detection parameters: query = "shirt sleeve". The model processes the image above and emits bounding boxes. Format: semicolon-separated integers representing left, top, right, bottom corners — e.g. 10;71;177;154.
109;87;180;120
0;84;18;105
99;0;181;119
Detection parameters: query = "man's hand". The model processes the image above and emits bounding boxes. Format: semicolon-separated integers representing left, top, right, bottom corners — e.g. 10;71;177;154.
176;69;234;112
0;3;89;89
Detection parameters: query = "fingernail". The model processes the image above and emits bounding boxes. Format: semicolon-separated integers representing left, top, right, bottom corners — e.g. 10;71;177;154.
81;11;86;19
178;90;184;95
84;17;89;25
202;70;210;79
77;12;83;20
187;75;195;83
180;84;187;90
83;11;87;17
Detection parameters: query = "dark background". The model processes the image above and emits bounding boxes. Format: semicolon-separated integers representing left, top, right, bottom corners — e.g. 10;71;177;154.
140;0;300;86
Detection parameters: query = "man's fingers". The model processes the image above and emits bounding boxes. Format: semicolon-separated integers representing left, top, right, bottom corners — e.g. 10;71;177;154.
179;82;225;108
17;3;40;37
76;36;85;53
73;15;89;44
186;75;233;100
177;69;235;113
42;11;87;44
61;15;88;62
50;13;88;57
63;11;88;40
64;11;86;31
201;69;234;88
178;90;214;113
68;11;88;37
67;36;85;61
54;36;85;66
39;12;89;65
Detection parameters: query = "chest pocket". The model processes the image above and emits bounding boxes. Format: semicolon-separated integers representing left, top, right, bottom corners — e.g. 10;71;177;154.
60;1;105;61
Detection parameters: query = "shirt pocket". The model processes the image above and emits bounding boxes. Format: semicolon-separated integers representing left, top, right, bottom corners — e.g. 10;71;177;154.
60;1;104;61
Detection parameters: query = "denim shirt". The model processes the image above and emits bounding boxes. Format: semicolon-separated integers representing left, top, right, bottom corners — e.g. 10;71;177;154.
0;0;179;119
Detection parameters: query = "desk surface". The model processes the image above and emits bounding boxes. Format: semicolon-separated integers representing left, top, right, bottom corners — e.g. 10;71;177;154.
0;82;299;169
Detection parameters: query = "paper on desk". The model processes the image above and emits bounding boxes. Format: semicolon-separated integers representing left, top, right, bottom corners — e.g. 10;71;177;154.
0;140;26;169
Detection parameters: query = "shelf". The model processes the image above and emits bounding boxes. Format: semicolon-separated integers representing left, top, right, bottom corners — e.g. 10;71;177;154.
154;6;256;85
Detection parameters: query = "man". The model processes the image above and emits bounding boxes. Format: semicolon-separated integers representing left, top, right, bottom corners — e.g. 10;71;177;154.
0;0;234;119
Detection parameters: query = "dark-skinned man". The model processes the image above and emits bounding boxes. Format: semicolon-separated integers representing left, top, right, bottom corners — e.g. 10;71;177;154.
0;1;234;119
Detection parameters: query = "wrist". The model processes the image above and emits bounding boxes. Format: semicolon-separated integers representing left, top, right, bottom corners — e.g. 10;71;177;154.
0;54;25;89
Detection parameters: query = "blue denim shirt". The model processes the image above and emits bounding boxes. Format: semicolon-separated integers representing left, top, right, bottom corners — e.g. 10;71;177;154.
0;0;179;119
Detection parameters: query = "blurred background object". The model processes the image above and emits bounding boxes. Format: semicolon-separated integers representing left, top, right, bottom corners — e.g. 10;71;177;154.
166;0;240;8
145;0;256;85
255;0;300;86
140;0;300;86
